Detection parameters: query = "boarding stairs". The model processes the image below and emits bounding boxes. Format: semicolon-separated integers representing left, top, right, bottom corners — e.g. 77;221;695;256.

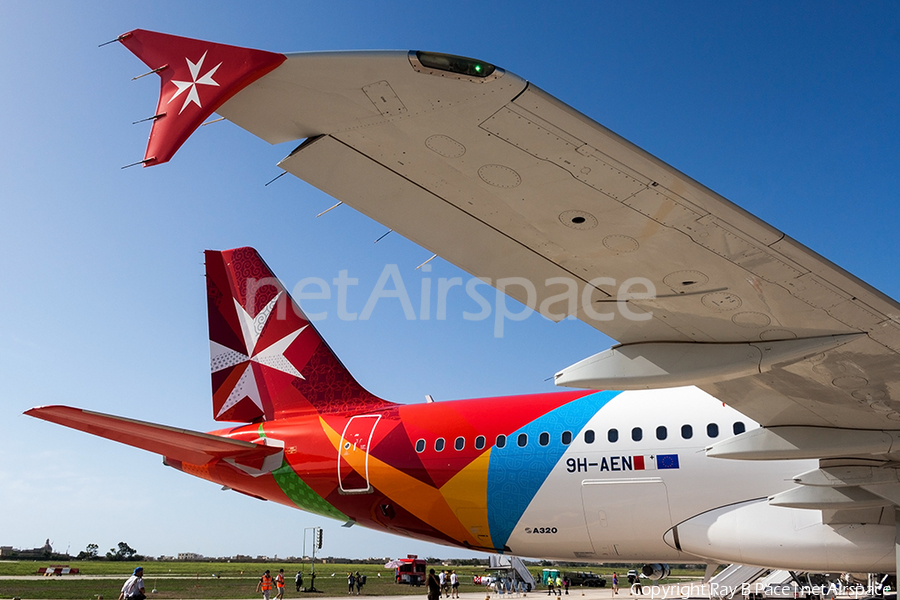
708;564;767;600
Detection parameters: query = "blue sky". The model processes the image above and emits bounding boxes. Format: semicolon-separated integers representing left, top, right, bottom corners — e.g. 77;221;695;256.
1;1;899;561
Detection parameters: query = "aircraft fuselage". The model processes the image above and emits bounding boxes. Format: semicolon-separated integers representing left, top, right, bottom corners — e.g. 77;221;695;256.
168;386;808;562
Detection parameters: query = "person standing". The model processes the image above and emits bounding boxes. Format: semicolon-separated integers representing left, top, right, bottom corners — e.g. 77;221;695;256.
295;571;303;592
633;576;643;596
355;571;362;595
348;572;355;594
275;569;286;599
611;573;618;596
118;566;146;600
554;575;562;597
450;570;459;598
257;570;274;600
563;576;570;596
547;575;555;596
427;569;441;600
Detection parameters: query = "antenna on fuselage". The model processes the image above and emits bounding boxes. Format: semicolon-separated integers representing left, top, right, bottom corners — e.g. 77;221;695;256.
425;395;435;403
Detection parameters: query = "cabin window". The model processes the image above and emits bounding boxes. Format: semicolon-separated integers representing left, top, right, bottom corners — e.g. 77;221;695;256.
496;434;506;449
415;439;426;453
517;433;528;448
454;436;465;451
475;435;486;450
561;431;572;445
608;428;619;443
707;423;719;438
656;426;667;441
539;432;550;446
584;429;595;444
733;421;746;435
435;438;445;452
632;427;643;442
681;424;693;439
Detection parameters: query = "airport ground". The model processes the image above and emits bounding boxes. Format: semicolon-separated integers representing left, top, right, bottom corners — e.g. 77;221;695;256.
0;561;705;600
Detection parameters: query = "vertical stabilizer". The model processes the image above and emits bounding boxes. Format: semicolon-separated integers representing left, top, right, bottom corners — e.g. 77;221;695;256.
206;247;393;422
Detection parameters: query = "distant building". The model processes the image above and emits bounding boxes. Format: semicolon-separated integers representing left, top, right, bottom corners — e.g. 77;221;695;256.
1;539;64;560
178;552;203;561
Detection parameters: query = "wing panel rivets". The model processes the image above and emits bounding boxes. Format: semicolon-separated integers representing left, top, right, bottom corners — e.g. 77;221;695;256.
478;164;521;188
701;291;743;311
663;270;708;290
602;234;638;253
425;135;466;158
559;210;597;230
732;311;772;328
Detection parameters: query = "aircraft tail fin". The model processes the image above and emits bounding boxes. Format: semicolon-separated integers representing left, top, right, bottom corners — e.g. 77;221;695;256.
118;29;285;166
206;247;394;423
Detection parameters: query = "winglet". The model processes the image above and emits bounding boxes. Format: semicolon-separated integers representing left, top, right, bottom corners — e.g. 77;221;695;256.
119;29;286;166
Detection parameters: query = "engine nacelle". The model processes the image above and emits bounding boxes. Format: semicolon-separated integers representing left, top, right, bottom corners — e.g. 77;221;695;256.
664;498;894;572
641;564;670;581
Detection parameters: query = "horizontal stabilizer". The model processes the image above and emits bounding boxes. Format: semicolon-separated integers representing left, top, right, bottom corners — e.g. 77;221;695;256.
25;405;281;467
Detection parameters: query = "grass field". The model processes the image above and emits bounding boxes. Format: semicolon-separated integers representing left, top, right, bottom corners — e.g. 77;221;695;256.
0;561;704;600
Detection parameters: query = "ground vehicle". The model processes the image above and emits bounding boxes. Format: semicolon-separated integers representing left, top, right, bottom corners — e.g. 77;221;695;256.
387;556;426;586
566;572;606;587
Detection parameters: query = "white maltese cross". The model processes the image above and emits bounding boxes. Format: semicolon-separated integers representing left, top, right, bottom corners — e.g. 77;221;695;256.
168;51;222;114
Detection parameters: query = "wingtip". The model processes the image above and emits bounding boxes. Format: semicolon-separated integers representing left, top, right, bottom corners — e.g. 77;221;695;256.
119;29;286;167
23;405;71;418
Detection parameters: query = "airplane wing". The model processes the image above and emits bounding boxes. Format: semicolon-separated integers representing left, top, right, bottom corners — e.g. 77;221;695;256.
26;405;281;469
120;31;900;438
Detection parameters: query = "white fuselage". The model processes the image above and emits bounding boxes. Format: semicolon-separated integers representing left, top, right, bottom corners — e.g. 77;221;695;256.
505;387;813;562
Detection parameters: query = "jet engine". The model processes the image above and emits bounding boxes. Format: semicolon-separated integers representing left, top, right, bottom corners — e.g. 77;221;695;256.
641;564;670;581
663;498;894;572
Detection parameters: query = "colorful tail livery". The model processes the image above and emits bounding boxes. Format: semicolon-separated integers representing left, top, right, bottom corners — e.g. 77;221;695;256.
27;247;823;565
206;247;392;422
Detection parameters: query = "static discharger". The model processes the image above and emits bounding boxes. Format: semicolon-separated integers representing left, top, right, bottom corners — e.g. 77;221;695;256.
374;229;393;244
316;201;343;217
98;33;131;47
264;171;288;187
132;113;166;125
131;65;168;80
416;254;438;270
121;158;156;169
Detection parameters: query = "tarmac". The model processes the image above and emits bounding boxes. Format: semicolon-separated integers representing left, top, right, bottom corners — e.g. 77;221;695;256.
0;581;877;600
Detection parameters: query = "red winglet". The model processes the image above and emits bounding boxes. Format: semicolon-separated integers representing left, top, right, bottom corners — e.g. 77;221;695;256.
119;29;286;166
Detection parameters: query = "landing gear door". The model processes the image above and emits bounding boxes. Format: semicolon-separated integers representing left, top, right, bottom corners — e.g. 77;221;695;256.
338;415;381;494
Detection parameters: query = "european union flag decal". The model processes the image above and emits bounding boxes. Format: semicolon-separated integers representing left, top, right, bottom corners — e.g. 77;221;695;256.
657;454;680;469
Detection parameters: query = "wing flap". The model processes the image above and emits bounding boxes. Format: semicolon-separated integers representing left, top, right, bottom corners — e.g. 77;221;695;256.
25;405;280;466
266;58;900;430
